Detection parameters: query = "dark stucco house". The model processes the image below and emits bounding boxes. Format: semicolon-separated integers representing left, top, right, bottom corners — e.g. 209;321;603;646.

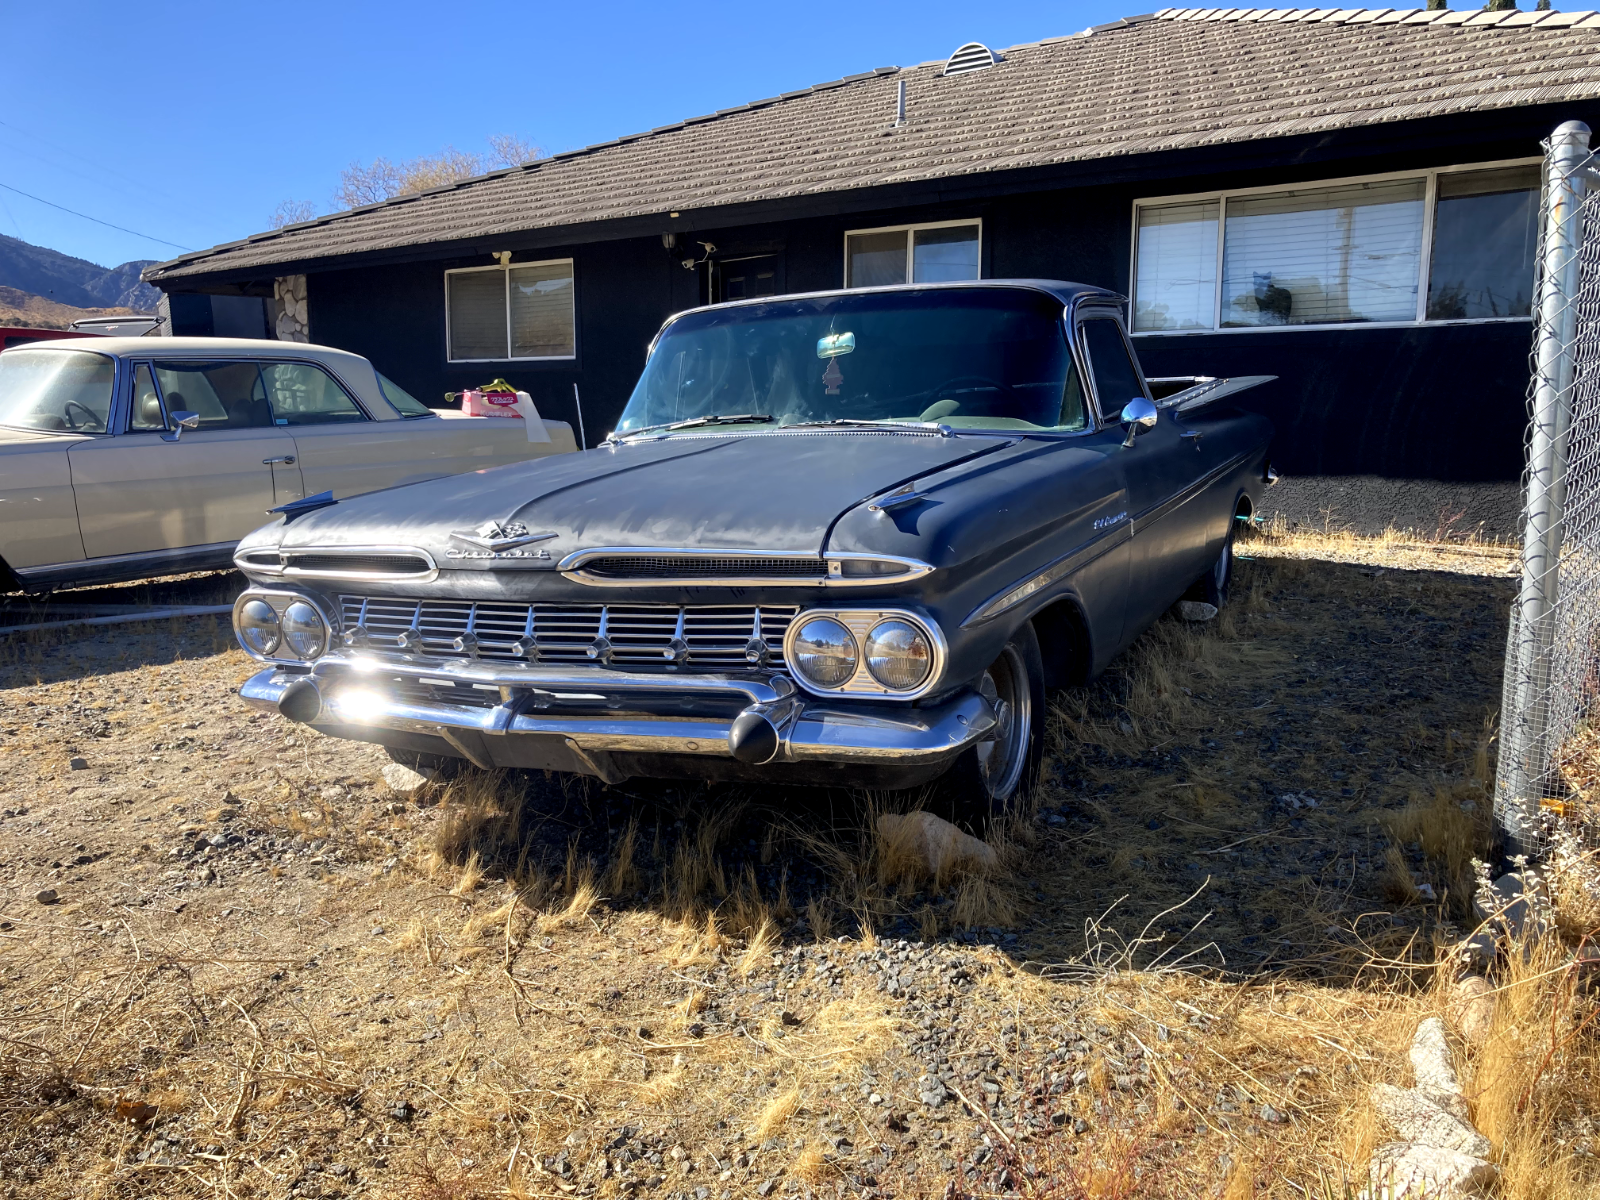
142;6;1600;521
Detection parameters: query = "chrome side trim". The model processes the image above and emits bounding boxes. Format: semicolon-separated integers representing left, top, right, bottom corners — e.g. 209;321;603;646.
233;545;440;583
15;540;238;588
559;547;933;588
781;607;949;700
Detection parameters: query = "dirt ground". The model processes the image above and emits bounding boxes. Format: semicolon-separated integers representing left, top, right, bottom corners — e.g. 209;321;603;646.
1;530;1593;1199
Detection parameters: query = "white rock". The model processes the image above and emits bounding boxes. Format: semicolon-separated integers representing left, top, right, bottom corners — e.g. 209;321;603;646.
1447;975;1496;1045
1369;1141;1496;1198
1370;1084;1490;1158
381;762;439;794
876;811;997;881
1178;600;1218;622
1409;1018;1462;1098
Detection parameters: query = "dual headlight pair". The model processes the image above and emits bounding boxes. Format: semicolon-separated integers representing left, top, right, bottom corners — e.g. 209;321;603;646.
236;595;329;662
786;611;940;696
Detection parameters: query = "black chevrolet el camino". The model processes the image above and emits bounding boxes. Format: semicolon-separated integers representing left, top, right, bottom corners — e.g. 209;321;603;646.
230;281;1273;810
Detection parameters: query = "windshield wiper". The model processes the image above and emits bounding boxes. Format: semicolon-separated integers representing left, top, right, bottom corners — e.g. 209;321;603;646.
782;418;954;435
607;413;774;443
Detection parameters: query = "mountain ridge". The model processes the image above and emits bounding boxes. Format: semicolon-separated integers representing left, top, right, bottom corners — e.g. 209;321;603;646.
0;234;160;311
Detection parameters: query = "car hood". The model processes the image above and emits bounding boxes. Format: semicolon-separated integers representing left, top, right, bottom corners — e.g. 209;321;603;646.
268;430;1017;563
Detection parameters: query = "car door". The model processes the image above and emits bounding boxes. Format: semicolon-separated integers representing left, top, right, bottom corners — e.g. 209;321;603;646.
1077;312;1211;637
67;359;300;559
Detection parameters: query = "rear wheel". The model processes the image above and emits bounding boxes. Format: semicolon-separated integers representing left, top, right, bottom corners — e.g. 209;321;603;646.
940;621;1045;820
1203;522;1234;608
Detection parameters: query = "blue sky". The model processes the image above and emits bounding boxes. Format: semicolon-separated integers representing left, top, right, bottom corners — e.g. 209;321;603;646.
2;1;1269;269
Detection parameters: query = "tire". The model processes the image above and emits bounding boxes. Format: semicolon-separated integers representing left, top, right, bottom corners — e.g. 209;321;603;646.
1188;513;1237;609
385;745;462;777
940;620;1046;821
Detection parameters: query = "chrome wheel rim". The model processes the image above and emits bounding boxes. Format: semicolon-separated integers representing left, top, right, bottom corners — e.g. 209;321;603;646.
974;644;1032;802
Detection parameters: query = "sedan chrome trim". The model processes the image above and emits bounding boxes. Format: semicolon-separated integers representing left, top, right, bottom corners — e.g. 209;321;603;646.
782;607;948;700
233;545;440;583
559;547;934;588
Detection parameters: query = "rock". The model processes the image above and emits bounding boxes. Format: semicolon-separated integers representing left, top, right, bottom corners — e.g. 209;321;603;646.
68;757;88;771
1409;1018;1462;1098
876;811;997;882
34;888;59;905
1447;976;1496;1045
1370;1084;1491;1158
1369;1141;1496;1197
381;763;439;794
1178;601;1218;622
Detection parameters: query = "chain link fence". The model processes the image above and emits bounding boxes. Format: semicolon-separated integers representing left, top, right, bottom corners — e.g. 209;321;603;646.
1496;121;1600;857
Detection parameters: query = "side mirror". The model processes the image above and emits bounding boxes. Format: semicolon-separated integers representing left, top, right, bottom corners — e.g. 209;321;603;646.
1119;398;1158;448
162;410;201;443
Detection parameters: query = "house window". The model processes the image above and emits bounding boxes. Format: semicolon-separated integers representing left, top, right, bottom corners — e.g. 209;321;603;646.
445;259;575;361
844;221;981;288
1131;162;1541;334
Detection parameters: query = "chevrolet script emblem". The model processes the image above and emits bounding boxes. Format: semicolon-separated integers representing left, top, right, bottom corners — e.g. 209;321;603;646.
448;520;557;553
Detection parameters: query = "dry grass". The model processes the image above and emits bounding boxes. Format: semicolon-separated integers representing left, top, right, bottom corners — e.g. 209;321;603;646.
4;524;1598;1198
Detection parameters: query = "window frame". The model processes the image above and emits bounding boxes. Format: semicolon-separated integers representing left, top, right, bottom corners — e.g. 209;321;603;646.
443;257;577;363
841;219;983;288
1128;157;1541;337
124;356;376;432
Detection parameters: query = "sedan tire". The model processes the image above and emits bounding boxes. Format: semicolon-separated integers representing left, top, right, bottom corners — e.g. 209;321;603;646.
941;620;1045;820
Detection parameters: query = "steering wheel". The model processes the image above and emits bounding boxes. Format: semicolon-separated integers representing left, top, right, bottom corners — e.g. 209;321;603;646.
62;400;99;431
918;376;1014;423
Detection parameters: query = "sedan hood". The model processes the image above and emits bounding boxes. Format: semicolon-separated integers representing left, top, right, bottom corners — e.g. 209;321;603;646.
270;430;1014;563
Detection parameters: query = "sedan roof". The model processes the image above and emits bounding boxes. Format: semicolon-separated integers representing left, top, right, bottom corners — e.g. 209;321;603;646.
5;337;374;369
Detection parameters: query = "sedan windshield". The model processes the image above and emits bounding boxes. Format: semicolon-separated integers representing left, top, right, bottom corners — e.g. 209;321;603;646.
616;288;1087;436
0;349;116;433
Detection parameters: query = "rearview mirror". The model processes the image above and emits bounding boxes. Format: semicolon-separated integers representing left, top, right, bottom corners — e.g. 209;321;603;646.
1119;398;1157;448
163;411;201;443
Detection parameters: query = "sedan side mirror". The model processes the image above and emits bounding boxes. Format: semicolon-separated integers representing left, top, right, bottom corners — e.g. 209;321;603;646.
162;411;201;443
1119;398;1158;448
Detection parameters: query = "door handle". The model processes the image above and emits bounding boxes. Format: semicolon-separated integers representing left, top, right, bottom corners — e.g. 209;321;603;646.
1180;430;1203;449
263;455;296;465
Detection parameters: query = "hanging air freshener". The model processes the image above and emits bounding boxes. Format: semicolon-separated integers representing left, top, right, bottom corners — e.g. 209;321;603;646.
821;358;844;395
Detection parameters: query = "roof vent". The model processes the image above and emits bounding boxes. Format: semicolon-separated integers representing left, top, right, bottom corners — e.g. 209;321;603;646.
943;42;1002;76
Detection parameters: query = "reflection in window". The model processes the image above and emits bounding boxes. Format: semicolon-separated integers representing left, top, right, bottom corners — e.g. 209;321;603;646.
1133;201;1218;331
1222;180;1424;326
261;362;366;425
445;260;575;361
0;349;114;433
845;223;980;287
1427;166;1541;320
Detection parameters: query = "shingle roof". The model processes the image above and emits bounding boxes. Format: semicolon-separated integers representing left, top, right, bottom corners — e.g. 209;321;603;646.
145;7;1600;283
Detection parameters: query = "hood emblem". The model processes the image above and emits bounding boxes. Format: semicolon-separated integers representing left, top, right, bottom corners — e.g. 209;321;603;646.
447;520;557;561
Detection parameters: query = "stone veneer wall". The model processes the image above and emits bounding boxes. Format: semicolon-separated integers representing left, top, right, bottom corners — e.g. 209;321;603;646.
273;275;309;342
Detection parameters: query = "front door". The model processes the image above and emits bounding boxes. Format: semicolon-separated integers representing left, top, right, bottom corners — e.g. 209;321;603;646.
1079;315;1211;637
67;359;300;559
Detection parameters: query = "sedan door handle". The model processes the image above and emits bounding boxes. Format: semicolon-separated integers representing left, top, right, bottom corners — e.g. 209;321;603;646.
263;455;296;465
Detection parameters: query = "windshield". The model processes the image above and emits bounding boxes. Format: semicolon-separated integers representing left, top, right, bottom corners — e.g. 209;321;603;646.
616;288;1087;435
0;349;116;433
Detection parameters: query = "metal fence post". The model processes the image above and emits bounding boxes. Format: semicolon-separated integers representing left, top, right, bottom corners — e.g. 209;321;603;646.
1499;120;1592;856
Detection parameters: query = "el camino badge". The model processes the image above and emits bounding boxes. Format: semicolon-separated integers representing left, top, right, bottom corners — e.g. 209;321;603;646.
447;519;557;560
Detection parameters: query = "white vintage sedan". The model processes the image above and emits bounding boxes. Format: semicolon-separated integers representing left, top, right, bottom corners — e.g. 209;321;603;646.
0;337;576;591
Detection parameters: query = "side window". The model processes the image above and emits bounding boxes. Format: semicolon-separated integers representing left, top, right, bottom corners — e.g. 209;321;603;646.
1078;318;1148;421
129;363;166;431
1057;359;1088;432
153;361;272;430
260;362;366;425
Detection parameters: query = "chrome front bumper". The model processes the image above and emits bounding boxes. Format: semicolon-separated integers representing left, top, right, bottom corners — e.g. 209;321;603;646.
238;651;996;784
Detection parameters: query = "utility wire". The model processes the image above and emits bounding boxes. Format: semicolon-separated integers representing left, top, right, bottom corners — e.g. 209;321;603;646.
0;181;192;252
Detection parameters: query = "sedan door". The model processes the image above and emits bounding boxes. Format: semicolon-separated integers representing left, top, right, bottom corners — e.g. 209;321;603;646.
67;360;300;559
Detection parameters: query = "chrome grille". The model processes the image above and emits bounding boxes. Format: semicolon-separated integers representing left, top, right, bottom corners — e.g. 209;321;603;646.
285;552;432;575
340;596;796;667
581;555;828;580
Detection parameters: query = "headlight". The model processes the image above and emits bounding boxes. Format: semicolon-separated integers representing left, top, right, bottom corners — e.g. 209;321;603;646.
790;617;858;687
864;619;933;690
280;602;328;661
237;599;281;656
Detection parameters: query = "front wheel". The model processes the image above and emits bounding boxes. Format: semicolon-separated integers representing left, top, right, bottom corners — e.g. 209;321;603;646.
941;621;1045;820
